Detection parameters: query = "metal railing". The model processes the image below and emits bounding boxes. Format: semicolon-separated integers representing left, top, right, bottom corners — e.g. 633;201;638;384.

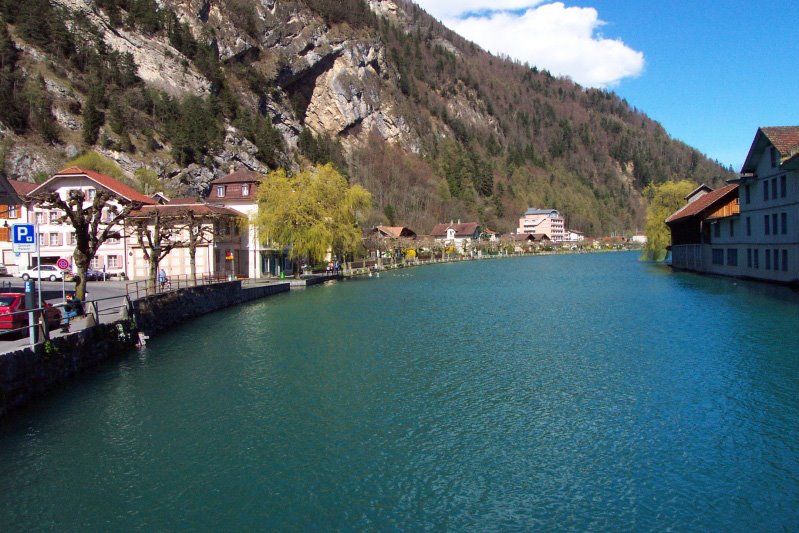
125;272;236;299
0;294;134;348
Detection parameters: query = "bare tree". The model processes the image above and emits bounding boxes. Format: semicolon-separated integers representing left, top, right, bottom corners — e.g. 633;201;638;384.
127;208;184;294
31;189;142;300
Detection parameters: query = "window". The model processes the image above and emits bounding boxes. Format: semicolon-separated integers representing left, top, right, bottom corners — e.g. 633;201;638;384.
764;215;770;235
747;248;752;268
712;248;724;265
781;213;787;234
90;257;101;269
770;147;778;168
772;213;778;235
107;255;119;268
765;249;771;270
49;233;61;246
754;249;759;268
241;184;250;196
35;212;46;224
6;205;18;219
38;232;44;245
745;185;751;204
217;186;225;198
773;249;779;271
781;175;787;198
772;178;777;200
69;233;76;245
49;211;59;223
782;250;788;272
106;236;119;244
764;180;769;201
726;249;737;267
729;219;735;237
713;223;720;238
87;188;96;200
746;216;751;236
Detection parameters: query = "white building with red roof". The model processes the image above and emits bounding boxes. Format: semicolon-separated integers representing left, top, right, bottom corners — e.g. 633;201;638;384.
18;168;156;278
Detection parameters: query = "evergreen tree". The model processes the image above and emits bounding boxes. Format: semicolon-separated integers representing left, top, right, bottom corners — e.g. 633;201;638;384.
82;92;104;145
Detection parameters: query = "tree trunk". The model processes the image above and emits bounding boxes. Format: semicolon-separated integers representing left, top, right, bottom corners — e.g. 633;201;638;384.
294;259;301;279
148;256;159;295
73;249;90;301
189;242;197;286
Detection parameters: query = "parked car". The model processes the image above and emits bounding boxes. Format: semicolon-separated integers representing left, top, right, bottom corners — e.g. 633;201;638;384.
0;293;62;332
17;265;65;282
0;265;8;276
67;268;104;281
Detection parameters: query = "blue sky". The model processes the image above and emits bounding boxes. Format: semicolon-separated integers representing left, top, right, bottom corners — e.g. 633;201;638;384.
412;0;799;170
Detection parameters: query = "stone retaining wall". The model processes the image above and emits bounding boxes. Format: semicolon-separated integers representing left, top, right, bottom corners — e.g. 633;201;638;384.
132;281;290;336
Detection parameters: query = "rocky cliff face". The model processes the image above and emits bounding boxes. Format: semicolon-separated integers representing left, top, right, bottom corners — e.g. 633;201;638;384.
0;0;733;234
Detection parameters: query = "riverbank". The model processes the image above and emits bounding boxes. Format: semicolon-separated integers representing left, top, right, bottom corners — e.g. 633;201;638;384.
0;279;292;417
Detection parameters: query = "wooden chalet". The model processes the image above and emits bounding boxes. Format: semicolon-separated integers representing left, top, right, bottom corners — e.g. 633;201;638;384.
666;184;739;270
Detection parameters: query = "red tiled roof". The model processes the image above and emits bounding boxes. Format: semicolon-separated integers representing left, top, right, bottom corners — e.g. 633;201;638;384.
167;197;204;205
130;203;243;218
665;184;738;224
30;167;156;204
761;126;799;157
8;179;37;196
430;222;480;237
210;170;263;185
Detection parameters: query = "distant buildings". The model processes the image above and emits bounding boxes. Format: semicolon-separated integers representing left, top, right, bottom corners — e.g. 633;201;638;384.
517;208;565;242
667;126;798;284
430;221;480;253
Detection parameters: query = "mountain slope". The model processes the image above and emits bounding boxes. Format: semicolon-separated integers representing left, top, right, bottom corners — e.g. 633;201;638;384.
0;0;735;235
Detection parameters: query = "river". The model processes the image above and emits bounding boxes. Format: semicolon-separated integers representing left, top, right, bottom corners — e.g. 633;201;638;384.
1;252;798;530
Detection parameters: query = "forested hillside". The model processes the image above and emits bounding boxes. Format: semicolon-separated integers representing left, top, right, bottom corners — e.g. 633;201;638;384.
0;0;734;234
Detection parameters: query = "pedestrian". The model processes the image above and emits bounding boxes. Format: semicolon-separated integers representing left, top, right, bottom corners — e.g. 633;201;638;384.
61;293;84;332
158;268;168;289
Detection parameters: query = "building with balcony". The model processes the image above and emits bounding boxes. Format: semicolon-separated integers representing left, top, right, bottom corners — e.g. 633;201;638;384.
517;208;565;242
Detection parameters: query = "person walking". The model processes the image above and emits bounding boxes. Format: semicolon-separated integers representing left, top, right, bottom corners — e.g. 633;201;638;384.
158;268;169;290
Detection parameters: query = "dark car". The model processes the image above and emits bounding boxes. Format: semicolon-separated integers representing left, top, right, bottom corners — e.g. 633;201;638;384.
85;269;105;281
68;269;104;282
0;293;62;333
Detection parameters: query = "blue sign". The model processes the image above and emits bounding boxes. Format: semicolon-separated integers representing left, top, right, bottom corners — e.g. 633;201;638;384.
13;224;35;244
12;223;37;253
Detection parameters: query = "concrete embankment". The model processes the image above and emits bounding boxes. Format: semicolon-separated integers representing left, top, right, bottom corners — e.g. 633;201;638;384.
0;280;291;418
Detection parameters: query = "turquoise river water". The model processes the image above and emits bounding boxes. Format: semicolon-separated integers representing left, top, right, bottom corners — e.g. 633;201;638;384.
1;252;799;531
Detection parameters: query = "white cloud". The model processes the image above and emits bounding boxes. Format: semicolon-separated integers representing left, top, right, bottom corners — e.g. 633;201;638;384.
417;0;547;19
414;1;644;88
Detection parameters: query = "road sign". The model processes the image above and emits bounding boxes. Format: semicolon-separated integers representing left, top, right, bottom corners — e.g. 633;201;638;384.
12;223;37;253
56;258;70;270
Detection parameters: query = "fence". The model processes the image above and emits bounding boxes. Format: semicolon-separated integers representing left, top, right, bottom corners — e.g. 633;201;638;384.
125;272;232;299
0;294;133;348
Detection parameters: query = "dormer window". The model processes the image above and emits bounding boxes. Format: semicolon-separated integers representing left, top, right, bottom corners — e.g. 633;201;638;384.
241;184;250;196
217;186;225;198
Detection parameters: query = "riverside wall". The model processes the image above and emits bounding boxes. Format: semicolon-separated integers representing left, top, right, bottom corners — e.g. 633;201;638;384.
132;280;290;336
0;280;291;418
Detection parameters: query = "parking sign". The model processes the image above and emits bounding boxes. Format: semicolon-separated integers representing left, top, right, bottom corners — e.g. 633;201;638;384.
12;224;37;253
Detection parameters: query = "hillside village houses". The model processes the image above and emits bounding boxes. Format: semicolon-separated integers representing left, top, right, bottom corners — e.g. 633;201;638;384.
667;126;799;285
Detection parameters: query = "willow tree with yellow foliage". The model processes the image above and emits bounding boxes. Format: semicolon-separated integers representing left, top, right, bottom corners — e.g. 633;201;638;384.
255;164;372;276
642;180;697;261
